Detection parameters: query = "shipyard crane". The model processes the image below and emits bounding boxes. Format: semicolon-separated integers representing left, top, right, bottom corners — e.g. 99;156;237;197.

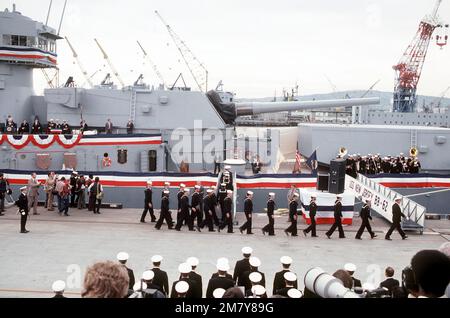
65;37;93;88
136;41;167;88
392;0;447;113
431;85;450;111
155;10;208;92
94;38;125;88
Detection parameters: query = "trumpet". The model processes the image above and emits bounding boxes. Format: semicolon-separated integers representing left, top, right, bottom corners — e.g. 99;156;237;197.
338;147;348;157
409;147;418;157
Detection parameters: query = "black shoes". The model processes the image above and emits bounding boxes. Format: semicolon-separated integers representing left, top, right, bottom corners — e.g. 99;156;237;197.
262;229;266;235
355;237;362;240
402;235;408;240
20;230;29;233
239;228;244;234
303;230;307;237
140;220;146;223
326;234;331;239
385;237;392;240
284;230;289;236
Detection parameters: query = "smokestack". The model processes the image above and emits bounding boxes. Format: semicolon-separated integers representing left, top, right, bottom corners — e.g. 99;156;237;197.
12;4;16;12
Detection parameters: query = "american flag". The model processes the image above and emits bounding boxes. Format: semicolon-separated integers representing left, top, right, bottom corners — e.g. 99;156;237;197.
295;150;302;166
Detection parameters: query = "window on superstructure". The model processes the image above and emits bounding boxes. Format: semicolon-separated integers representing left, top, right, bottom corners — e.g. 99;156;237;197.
49;40;55;52
11;35;19;46
27;36;36;47
19;36;27;46
2;34;11;45
38;37;47;50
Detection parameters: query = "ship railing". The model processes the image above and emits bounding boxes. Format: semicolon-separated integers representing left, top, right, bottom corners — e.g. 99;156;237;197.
355;173;425;232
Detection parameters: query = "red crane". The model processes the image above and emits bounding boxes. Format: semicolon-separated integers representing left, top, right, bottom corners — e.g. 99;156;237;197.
392;0;447;112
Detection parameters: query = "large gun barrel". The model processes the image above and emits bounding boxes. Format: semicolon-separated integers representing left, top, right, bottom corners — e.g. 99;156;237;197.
235;97;380;116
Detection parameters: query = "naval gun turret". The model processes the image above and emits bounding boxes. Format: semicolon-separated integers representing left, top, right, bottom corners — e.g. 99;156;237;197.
206;90;380;124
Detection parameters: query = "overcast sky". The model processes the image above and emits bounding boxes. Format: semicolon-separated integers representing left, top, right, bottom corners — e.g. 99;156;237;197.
3;0;450;98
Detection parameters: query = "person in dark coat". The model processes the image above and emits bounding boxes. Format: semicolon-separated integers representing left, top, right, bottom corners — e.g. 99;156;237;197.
141;270;166;298
175;188;192;231
355;199;377;239
117;252;135;291
238;257;266;291
326;195;346;239
150;255;169;296
16;186;29;233
285;193;299;236
206;262;235;298
344;263;362;288
190;185;202;231
262;192;275;236
218;183;227;222
185;257;203;297
274;272;297;297
0;173;11;214
171;263;200;298
126;120;134;134
140;181;156;223
273;256;298;295
155;191;173;230
379;267;400;295
31;117;42;134
219;190;234;233
303;195;318;237
239;191;254;234
233;247;252;282
385;198;408;240
201;189;215;232
211;258;233;280
51;280;66;298
18;120;30;134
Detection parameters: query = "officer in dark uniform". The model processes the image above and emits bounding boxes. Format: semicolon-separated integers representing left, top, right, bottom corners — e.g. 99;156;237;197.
272;256;298;294
303;195;318;237
5;116;17;134
355;199;377;239
218;183;227;222
16;186;29;233
262;192;275;236
206;261;235;298
0;173;11;214
126;120;134;134
239;191;254;234
61;120;71;134
176;184;185;224
202;189;216;232
233;247;252;282
211;258;233;280
117;252;135;291
210;186;220;226
69;172;78;207
185;257;203;297
175;188;192;231
31;117;42;134
220;166;233;190
219;190;234;233
51;280;66;298
141;270;166;298
18;120;30;134
385;197;408;240
239;257;266;291
326;195;346;239
171;263;199;298
150;255;169;296
190;185;202;231
274;272;298;296
344;263;362;288
155;190;173;230
285;193;299;236
140;181;156;223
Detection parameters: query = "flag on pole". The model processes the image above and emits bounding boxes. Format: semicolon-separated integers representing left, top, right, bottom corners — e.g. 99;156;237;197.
292;150;302;173
306;149;318;174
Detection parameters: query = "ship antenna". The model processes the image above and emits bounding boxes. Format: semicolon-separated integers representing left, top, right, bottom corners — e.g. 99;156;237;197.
45;0;53;26
57;0;68;35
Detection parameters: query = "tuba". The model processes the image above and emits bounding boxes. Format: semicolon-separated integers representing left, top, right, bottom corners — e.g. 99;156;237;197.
409;147;418;157
338;147;348;157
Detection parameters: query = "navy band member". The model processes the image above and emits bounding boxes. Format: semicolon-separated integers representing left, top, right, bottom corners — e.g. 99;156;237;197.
239;191;254;235
285;193;299;236
355;199;377;239
219;190;234;233
273;256;298;295
303;195;318;237
155;190;173;230
326;195;346;239
16;186;29;233
262;192;276;236
385;197;408;240
140;181;156;223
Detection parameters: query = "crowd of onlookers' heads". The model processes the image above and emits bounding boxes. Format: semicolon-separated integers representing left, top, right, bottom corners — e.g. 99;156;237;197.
2;115;135;135
48;243;450;299
342;153;421;176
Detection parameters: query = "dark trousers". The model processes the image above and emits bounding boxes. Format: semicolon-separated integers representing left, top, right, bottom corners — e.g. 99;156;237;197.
285;219;297;236
196;208;203;227
94;199;102;214
239;213;252;234
214;163;221;174
326;218;345;238
88;195;95;211
385;222;406;238
141;205;156;222
304;216;317;236
201;210;214;231
176;211;192;230
212;206;220;226
0;192;5;211
155;210;173;229
262;217;275;235
70;190;76;207
20;212;28;231
61;197;70;215
188;210;196;230
219;215;234;233
356;219;375;238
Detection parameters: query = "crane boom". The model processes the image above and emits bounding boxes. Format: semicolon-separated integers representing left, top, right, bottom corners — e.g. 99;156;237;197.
94;38;125;88
155;10;208;92
65;37;93;88
137;41;167;88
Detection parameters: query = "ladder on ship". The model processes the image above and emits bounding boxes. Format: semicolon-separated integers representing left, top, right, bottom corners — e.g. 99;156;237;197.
129;90;137;122
216;170;238;225
345;174;425;234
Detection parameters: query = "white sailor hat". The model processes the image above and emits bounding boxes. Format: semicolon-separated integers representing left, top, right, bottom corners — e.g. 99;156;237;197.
178;263;192;274
287;288;303;298
151;255;163;263
280;256;293;265
175;281;189;294
184;188;190;193
186;257;199;267
249;256;261;267
72;171;78;175
133;282;147;292
50;118;54;121
251;285;266;296
116;252;129;261
216;261;230;272
147;180;152;185
211;185;217;190
164;182;170;186
293;193;300;197
241;246;253;255
284;272;297;282
163;190;170;195
227;190;233;194
180;183;186;188
249;272;263;284
224;165;231;170
269;192;275;197
213;288;226;298
142;270;155;281
206;189;213;194
247;191;254;196
344;263;357;272
52;280;66;293
20;186;27;191
194;185;201;189
221;183;226;187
